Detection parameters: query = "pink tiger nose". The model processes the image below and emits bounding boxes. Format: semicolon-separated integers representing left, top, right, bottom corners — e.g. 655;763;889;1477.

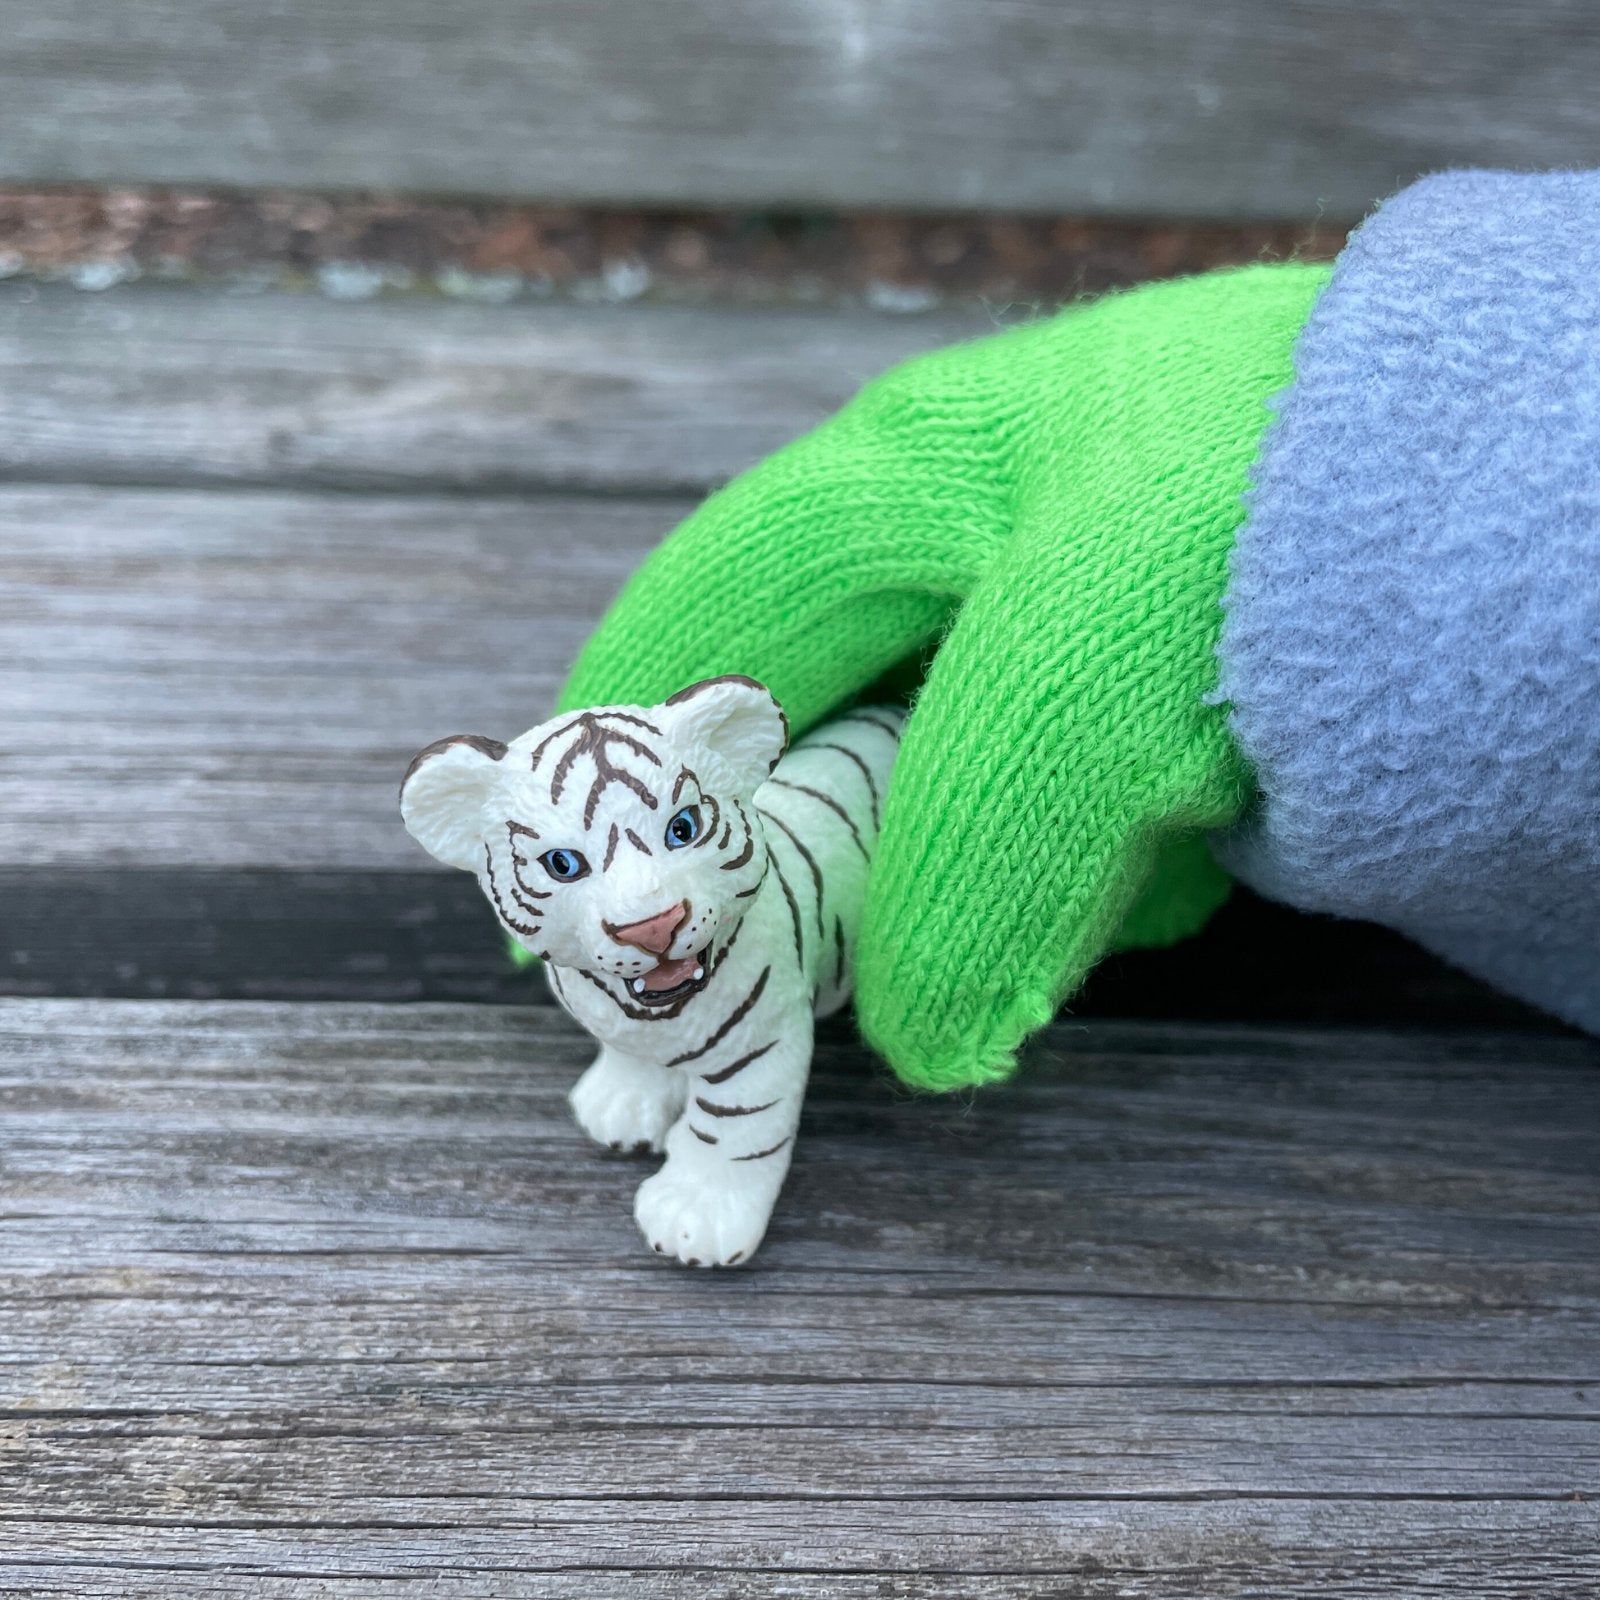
607;901;689;956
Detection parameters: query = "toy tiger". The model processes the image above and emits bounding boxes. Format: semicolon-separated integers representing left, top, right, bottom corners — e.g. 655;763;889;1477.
399;675;903;1268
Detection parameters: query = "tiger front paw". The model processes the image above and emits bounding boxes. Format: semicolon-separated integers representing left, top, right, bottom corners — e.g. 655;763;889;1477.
569;1053;686;1155
633;1168;776;1268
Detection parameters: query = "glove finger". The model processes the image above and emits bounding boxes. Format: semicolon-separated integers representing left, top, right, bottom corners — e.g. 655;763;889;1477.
855;530;1248;1092
855;265;1325;1090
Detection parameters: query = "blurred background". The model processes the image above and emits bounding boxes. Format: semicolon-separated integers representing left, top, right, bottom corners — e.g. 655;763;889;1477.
4;1;1599;1018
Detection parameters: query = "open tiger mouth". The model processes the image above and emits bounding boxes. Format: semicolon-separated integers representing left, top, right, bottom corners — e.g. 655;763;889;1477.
627;950;709;1006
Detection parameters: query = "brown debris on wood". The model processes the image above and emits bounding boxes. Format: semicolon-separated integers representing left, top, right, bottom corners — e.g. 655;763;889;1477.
0;187;1346;310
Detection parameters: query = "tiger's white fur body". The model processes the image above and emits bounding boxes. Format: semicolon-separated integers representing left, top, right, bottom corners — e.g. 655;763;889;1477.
399;676;902;1267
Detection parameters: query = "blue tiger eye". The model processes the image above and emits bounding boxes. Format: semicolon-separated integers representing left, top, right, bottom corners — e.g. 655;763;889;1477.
540;848;589;882
664;804;702;849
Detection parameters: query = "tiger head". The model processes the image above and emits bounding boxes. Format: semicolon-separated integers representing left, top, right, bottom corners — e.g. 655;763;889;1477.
400;676;786;1012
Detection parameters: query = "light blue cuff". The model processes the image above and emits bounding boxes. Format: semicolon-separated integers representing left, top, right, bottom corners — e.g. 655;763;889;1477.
1214;168;1600;1033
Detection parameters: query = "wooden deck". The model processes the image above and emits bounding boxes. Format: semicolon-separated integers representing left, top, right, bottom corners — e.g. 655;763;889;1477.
4;1000;1598;1594
2;272;1597;1594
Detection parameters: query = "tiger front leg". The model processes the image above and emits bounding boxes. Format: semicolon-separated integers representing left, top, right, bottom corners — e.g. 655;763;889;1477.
633;1018;812;1268
569;1047;688;1155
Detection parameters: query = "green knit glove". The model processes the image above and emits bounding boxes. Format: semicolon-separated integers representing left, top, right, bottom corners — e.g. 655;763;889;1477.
561;264;1330;1091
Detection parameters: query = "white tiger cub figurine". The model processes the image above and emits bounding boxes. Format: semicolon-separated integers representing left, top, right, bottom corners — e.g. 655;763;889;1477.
399;675;902;1268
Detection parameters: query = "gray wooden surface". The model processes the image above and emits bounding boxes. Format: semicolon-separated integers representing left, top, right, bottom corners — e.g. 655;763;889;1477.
0;283;986;871
0;284;990;494
3;999;1597;1594
2;485;669;867
2;1;1599;218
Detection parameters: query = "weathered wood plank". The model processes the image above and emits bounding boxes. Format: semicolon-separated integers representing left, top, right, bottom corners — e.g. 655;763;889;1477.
0;1509;1595;1598
2;2;1598;219
0;283;989;494
0;484;677;868
11;1567;1593;1600
0;1001;1596;1589
0;1507;1594;1595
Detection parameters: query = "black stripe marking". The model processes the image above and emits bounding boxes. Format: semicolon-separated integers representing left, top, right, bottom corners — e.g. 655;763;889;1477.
483;846;541;938
766;778;868;859
713;900;748;968
690;1125;718;1145
667;967;771;1067
757;806;826;935
510;885;546;920
840;710;903;740
624;827;652;856
692;792;721;848
583;765;656;825
806;743;881;831
769;852;805;971
833;914;846;988
734;1137;792;1163
507;854;548;898
507;823;553;892
547;714;663;823
603;712;664;737
733;861;770;900
721;803;755;870
695;1096;779;1118
701;1041;775;1085
591;725;664;767
602;823;620;871
526;715;587;772
530;711;664;772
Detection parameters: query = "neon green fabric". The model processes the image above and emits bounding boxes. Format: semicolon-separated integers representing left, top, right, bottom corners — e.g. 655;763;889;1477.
561;264;1331;1090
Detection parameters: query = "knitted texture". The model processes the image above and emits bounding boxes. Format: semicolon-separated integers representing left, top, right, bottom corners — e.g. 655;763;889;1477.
563;264;1330;1090
1214;170;1600;1034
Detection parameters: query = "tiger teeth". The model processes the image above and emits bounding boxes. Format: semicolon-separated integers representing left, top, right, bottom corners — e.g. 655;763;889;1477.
628;964;704;996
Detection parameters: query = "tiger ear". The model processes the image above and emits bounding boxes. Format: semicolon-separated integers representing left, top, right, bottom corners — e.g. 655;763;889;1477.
399;734;508;872
659;676;788;792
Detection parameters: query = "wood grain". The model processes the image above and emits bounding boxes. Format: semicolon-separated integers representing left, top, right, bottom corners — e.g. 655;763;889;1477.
0;484;684;868
1;2;1598;218
0;283;990;494
0;1000;1596;1591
